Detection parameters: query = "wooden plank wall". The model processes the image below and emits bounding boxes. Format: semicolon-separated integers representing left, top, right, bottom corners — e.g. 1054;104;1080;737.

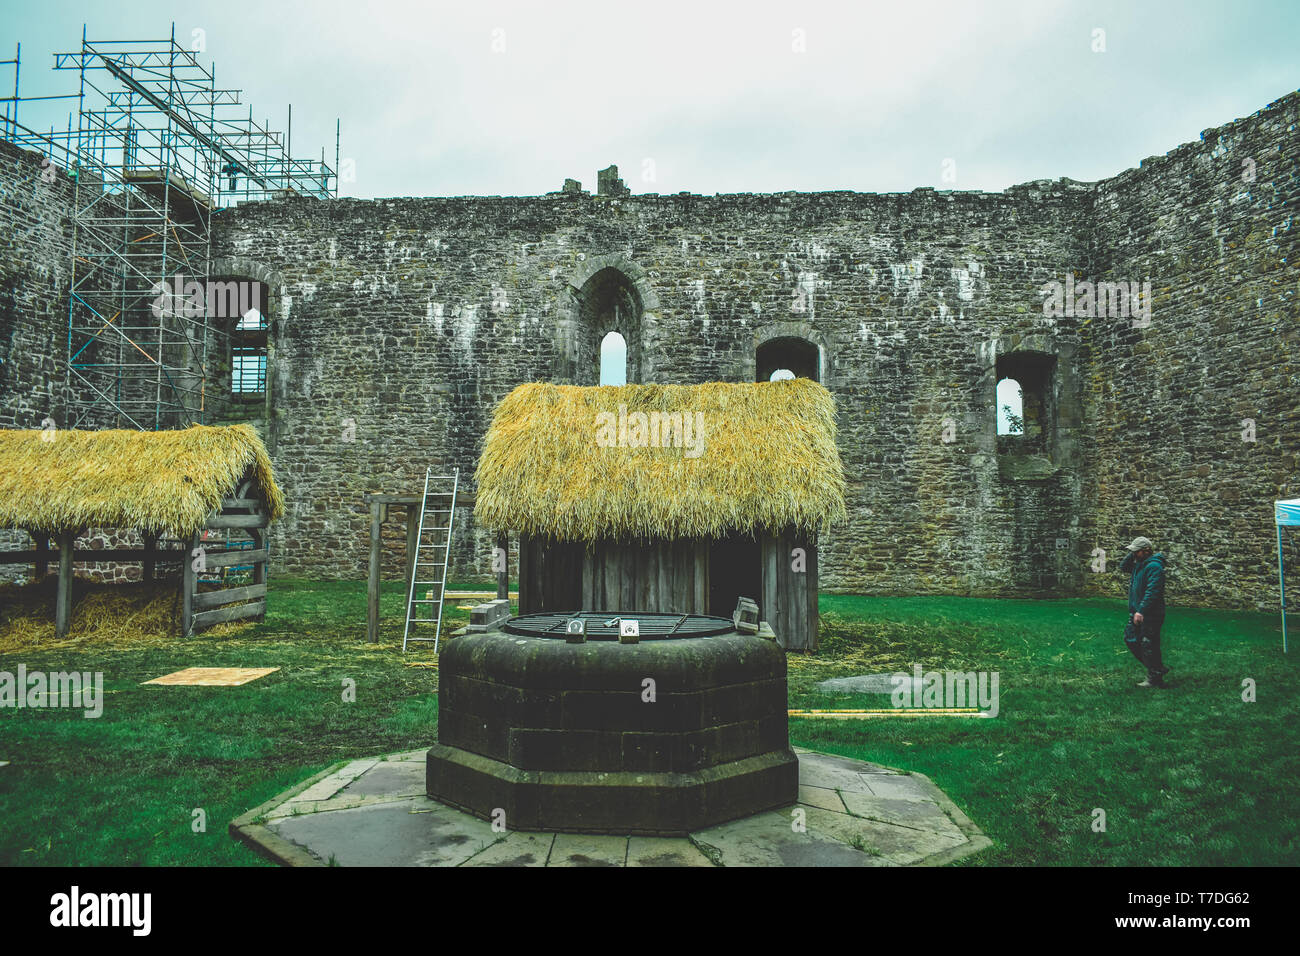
518;530;818;649
184;485;270;636
520;536;710;615
761;528;819;652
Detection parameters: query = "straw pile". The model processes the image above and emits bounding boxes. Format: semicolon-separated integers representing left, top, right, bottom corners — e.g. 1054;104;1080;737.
0;579;253;652
0;424;283;537
474;379;847;541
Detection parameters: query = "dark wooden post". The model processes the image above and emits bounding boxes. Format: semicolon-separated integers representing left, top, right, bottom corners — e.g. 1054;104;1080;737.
54;530;75;639
496;532;509;601
367;501;384;643
405;505;420;597
34;532;50;578
760;528;817;652
182;532;199;637
251;529;266;587
142;531;157;583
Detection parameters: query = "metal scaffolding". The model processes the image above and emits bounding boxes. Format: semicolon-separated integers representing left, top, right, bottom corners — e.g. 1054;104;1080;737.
1;25;338;429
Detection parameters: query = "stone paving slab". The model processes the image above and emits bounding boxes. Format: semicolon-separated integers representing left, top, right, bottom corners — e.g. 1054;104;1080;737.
232;748;990;867
461;831;555;867
627;836;714;867
338;760;426;797
548;833;629;867
386;749;427;762
287;758;380;805
692;808;892;867
858;772;938;802
798;783;849;813
267;797;499;867
800;806;966;865
838;791;966;837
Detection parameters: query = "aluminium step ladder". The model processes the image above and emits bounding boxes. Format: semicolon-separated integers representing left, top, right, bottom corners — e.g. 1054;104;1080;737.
402;467;459;653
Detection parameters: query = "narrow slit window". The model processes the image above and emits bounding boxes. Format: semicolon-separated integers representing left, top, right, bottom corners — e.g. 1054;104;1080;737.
997;377;1024;436
600;330;627;386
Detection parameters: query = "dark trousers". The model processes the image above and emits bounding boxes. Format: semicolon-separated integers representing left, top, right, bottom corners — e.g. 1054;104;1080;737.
1124;614;1168;683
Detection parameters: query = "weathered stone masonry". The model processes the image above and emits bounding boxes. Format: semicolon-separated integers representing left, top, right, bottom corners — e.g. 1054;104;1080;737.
3;92;1296;608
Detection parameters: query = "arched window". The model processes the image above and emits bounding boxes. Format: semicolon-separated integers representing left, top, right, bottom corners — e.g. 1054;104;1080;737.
572;267;643;385
208;277;270;399
232;305;268;395
600;330;627;386
757;337;820;383
996;377;1024;436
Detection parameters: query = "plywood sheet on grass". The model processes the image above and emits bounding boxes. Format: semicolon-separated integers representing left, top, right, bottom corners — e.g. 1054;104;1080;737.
142;667;279;686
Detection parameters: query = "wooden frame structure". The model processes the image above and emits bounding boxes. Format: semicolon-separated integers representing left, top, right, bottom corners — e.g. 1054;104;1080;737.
0;468;274;639
362;491;483;643
0;423;283;641
183;473;272;635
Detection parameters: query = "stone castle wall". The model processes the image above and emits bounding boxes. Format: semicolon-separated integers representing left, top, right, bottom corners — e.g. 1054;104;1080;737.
1078;92;1300;607
2;92;1296;608
0;139;78;432
209;181;1094;595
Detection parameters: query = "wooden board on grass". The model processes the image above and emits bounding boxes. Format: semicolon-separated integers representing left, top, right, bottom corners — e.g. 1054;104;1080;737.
142;667;279;687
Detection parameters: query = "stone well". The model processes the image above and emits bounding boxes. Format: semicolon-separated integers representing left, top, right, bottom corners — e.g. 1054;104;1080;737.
426;611;798;835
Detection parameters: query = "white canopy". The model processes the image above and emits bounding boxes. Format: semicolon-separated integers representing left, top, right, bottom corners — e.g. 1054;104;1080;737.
1276;498;1300;527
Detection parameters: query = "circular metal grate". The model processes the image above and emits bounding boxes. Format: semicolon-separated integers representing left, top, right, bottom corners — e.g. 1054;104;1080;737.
503;611;734;640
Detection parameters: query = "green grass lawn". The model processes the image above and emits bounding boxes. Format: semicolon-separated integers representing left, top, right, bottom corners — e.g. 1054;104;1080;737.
0;579;459;866
794;595;1298;866
0;582;1295;866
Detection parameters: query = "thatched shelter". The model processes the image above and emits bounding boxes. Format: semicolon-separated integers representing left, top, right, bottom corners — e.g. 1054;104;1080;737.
475;380;846;650
0;424;283;638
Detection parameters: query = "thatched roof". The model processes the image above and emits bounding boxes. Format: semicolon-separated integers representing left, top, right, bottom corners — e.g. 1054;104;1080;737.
474;380;847;541
0;424;284;536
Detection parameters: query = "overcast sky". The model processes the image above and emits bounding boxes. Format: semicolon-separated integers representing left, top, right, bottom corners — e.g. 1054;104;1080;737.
5;1;1297;199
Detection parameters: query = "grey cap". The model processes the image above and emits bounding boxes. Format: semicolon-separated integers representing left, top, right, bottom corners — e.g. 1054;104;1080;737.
1125;536;1154;552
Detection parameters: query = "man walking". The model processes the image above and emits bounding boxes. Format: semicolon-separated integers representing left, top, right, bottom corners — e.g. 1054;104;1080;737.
1119;536;1169;688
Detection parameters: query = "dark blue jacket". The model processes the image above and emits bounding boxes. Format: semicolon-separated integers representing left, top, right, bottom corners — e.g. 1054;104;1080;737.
1120;551;1167;617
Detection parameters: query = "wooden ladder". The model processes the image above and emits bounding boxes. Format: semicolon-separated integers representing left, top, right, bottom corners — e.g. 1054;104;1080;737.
402;467;458;653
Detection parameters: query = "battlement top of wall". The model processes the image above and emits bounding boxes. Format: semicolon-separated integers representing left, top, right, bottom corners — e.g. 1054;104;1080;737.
1105;87;1299;188
218;88;1297;211
226;177;1097;209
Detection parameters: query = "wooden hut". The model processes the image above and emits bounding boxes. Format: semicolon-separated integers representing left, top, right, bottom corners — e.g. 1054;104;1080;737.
474;380;846;650
0;424;284;638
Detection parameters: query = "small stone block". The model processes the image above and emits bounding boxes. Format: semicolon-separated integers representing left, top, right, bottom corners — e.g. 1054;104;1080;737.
733;597;760;634
470;599;511;629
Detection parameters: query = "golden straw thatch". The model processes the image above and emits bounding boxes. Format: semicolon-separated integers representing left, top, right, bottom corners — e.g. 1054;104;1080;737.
474;380;847;540
0;424;284;537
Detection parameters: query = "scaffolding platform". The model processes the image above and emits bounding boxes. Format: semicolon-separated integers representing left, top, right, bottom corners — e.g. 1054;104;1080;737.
123;167;213;219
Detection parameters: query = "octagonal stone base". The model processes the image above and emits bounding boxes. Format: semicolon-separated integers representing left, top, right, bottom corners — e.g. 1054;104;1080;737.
229;748;991;867
426;741;798;836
